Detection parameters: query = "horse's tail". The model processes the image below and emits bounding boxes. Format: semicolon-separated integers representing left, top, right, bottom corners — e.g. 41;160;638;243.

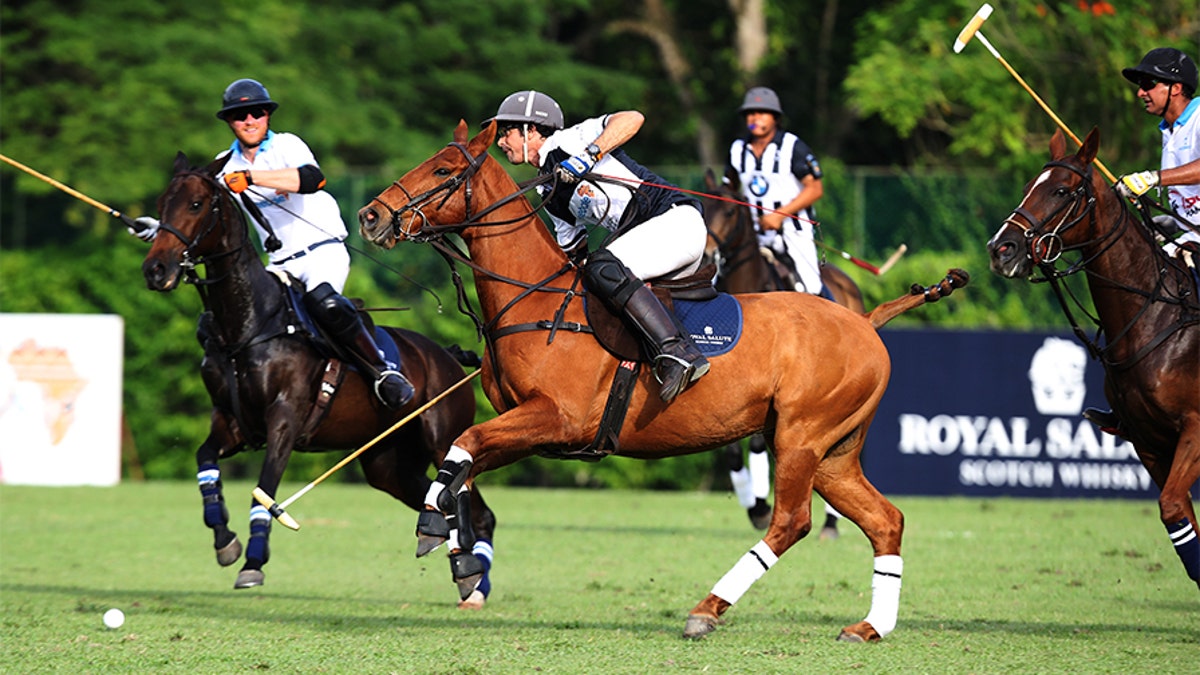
865;268;970;329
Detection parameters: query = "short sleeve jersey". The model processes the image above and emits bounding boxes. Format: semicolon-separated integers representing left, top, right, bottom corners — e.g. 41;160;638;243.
728;129;823;228
218;131;348;259
1160;97;1200;226
535;116;699;249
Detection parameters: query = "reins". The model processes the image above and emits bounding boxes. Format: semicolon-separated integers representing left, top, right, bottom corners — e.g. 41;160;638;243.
1005;158;1198;367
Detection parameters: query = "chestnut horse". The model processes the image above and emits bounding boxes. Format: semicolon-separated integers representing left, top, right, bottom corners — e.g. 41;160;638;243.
701;169;865;533
358;121;968;639
142;152;496;606
988;128;1199;589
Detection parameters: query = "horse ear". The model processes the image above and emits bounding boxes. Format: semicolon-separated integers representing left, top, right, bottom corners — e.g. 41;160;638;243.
455;119;469;144
704;168;718;192
1049;129;1067;160
205;152;232;177
470;120;497;158
1078;127;1100;165
174;151;189;174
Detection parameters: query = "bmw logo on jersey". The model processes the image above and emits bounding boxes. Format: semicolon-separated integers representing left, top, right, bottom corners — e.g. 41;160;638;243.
748;174;770;197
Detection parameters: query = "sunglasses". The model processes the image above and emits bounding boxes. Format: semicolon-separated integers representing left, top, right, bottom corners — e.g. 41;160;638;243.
1137;78;1164;91
223;106;269;122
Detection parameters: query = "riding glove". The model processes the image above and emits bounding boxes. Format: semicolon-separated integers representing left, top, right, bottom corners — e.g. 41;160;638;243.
555;154;594;184
1115;170;1159;199
129;216;160;242
224;170;253;193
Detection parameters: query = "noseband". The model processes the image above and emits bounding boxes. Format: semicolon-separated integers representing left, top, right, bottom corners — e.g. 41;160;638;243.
1002;159;1097;267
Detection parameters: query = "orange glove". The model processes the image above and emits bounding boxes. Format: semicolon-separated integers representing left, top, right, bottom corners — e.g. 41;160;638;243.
224;171;253;193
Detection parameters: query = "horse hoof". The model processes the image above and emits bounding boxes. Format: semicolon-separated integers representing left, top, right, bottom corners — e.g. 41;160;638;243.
819;526;839;542
458;590;486;610
747;503;772;530
682;614;721;640
416;534;447;558
234;569;264;589
836;621;881;643
216;537;243;567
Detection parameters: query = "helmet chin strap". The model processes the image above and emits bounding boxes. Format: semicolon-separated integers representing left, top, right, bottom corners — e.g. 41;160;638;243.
521;123;531;165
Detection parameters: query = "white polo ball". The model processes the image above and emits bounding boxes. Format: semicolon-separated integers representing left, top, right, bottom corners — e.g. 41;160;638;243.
103;608;125;629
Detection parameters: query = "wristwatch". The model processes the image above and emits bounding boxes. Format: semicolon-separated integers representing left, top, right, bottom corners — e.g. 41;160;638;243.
586;143;603;161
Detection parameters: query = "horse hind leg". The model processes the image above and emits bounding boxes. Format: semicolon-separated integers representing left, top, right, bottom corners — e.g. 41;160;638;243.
813;429;905;642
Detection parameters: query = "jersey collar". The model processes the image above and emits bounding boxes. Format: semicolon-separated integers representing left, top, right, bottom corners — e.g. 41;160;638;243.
229;129;276;156
1160;98;1199;132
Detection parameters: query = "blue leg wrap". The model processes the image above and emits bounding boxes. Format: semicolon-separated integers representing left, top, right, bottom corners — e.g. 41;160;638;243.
197;463;228;528
1166;518;1200;586
245;505;271;566
473;539;494;598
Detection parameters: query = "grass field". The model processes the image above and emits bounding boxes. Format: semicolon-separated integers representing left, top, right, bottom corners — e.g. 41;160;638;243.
1;482;1196;673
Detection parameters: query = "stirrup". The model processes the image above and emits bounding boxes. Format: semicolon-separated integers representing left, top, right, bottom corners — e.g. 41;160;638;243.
375;369;414;409
1082;407;1122;437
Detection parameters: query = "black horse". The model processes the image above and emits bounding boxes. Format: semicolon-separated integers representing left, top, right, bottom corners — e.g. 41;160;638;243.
142;152;496;607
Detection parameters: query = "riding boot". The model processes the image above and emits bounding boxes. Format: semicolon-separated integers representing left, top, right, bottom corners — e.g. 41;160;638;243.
304;282;414;409
344;324;415;409
622;284;709;403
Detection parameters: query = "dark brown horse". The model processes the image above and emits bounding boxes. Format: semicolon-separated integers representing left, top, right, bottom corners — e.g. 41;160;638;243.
357;120;969;640
142;152;496;607
988;128;1199;589
701;169;864;533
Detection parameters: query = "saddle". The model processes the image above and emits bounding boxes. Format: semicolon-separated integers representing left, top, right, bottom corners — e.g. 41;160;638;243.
541;263;743;462
585;263;740;361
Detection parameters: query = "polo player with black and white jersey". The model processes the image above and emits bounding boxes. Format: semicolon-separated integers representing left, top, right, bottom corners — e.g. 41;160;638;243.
727;86;827;297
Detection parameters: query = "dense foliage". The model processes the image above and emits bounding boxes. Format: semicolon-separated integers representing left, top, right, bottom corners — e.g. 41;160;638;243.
1;0;1194;484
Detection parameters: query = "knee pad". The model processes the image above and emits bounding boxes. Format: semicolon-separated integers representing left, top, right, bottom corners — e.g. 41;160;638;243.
583;248;640;308
303;282;360;335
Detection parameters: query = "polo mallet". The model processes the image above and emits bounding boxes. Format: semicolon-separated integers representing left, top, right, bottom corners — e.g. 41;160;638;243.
0;153;148;231
819;240;908;276
252;368;482;530
952;3;1116;183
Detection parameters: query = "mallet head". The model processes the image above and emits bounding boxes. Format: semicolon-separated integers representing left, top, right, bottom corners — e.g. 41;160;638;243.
954;3;993;54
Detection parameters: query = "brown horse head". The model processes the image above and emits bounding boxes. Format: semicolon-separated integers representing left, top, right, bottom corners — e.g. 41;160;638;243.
359;120;497;249
987;128;1106;279
142;152;236;292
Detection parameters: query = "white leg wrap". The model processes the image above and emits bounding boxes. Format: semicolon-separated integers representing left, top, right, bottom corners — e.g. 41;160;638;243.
729;467;756;508
425;445;474;508
748;450;770;499
711;540;778;605
862;555;903;638
824;502;843;519
447;530;461;551
446;445;473;465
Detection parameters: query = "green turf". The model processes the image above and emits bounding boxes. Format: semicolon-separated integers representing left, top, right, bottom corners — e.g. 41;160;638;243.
1;483;1196;673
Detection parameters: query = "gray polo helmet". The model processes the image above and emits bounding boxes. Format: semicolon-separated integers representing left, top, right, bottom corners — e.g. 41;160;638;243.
1122;48;1198;95
482;90;564;130
739;86;783;116
216;79;279;119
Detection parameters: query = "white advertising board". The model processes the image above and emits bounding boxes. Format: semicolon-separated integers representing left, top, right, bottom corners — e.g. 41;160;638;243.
0;314;124;486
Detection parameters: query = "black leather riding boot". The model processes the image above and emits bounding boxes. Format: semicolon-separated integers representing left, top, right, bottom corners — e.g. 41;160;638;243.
622;284;709;403
345;325;415;409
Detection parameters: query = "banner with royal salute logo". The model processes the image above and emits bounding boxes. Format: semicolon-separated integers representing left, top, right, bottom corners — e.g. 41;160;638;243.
860;329;1187;499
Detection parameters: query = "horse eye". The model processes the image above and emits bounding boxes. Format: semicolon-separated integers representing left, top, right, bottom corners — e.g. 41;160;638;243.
434;168;452;177
1054;187;1070;197
191;200;204;211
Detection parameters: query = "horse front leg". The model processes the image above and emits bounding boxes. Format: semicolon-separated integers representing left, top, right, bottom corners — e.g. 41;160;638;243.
236;403;299;590
1158;416;1200;589
197;412;242;567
